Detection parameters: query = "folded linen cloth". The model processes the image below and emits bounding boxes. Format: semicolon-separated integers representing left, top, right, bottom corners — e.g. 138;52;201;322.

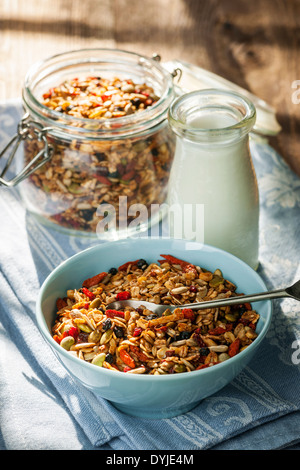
0;101;299;450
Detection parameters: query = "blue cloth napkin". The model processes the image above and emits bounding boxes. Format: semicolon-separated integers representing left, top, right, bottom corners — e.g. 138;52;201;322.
0;100;299;450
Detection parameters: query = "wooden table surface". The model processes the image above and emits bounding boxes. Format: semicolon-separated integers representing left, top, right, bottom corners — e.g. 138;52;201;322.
1;0;300;176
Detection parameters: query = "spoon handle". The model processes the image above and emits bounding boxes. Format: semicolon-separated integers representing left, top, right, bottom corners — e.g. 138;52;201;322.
180;288;290;310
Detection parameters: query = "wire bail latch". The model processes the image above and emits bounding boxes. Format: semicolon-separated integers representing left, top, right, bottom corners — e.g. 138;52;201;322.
0;113;53;187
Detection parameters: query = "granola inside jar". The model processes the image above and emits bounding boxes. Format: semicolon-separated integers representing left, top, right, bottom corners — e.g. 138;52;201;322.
21;49;175;237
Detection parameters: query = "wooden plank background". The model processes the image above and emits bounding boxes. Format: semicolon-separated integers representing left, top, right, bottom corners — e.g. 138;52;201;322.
0;0;300;176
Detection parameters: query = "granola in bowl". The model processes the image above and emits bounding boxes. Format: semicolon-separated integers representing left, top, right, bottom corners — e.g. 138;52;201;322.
52;254;260;375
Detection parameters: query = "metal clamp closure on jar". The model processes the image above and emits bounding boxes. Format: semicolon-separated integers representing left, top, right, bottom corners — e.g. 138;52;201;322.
0;112;54;187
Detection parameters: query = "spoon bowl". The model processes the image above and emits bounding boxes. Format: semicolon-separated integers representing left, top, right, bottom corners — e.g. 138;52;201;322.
107;279;300;315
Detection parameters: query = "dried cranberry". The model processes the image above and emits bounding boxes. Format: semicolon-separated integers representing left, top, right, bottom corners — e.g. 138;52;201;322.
192;330;206;347
133;327;142;337
77;332;89;343
68;327;79;339
189;286;198;293
116;291;131;301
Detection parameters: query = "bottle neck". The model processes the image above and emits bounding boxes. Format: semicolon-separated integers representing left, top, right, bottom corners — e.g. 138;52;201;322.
168;89;256;145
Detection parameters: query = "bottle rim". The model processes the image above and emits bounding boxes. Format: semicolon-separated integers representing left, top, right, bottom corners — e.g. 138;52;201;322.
168;89;256;144
22;48;174;139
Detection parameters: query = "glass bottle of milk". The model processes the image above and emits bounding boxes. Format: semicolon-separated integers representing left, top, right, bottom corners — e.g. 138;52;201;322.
167;89;259;270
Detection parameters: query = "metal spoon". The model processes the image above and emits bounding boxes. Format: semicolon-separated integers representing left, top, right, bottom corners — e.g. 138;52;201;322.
107;279;300;316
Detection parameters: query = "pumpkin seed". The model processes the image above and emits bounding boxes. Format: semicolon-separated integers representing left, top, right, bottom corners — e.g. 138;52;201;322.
225;312;239;322
209;275;224;287
100;328;113;345
214;269;223;277
78;323;92;333
88;329;101;343
91;353;106;367
173;364;187;373
60;336;75;351
219;353;230;362
89;297;101;309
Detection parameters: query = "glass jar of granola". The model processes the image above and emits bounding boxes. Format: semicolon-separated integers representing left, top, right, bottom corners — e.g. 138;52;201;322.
17;49;175;238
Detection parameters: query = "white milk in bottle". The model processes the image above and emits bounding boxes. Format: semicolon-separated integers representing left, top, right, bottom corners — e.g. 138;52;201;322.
167;89;259;270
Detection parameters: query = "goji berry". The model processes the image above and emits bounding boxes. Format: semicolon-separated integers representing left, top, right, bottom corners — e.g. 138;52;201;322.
129;345;149;362
121;170;135;181
238;318;250;326
56;298;67;310
118;260;139;271
154;325;168;332
228;338;240;357
119;349;136;368
192;328;207;347
116;291;131;301
93;174;112;185
182;309;196;321
53;335;61;344
42;88;54;99
82;287;95;300
208;326;226;335
82;272;107;288
195;364;210;370
159;254;197;275
105;309;125;319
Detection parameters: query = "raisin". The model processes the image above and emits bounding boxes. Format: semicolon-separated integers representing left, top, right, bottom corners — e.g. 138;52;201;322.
102;318;112;331
80;208;95;221
108;267;117;275
77;332;89;343
145;313;158;320
114;326;124;338
199;347;210;356
137;259;148;269
177;331;192;340
95;152;106;162
105;353;114;364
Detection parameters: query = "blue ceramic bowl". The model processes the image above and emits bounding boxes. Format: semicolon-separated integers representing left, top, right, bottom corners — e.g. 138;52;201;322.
36;238;272;419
